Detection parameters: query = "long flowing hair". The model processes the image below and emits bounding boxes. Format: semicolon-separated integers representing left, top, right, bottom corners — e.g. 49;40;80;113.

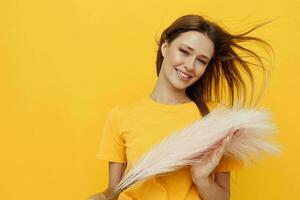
155;15;275;116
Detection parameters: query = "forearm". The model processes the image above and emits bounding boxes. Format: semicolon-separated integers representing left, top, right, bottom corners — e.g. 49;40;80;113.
104;187;118;200
194;176;229;200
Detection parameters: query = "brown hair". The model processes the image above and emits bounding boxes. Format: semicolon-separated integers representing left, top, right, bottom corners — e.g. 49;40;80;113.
155;14;275;116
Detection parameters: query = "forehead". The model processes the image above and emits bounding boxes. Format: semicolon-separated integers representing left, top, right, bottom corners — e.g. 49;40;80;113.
171;31;215;59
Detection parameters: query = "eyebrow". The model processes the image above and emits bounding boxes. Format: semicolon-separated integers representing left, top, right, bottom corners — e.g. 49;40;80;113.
181;43;211;61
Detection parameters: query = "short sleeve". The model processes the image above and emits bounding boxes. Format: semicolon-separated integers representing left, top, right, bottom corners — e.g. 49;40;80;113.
214;155;243;172
96;106;127;163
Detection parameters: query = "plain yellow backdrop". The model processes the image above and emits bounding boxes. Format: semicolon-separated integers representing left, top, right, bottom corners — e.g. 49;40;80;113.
0;0;299;199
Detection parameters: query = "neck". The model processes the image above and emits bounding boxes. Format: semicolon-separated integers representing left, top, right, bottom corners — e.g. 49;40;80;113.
150;78;192;104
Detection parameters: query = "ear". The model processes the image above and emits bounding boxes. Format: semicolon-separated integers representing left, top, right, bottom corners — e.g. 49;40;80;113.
161;41;168;58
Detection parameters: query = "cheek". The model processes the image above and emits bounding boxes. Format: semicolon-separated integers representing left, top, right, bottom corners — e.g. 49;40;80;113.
166;51;183;66
195;66;208;78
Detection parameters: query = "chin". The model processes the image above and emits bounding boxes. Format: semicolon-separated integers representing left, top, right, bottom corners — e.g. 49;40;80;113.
170;79;190;90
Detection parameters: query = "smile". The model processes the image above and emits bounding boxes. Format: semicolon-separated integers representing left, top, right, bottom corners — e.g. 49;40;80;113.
175;69;192;81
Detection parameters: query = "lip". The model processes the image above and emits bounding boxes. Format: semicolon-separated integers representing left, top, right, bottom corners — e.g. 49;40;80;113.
175;68;193;78
175;69;193;81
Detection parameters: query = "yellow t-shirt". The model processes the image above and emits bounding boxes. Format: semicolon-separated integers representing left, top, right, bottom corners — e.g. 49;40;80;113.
96;95;242;200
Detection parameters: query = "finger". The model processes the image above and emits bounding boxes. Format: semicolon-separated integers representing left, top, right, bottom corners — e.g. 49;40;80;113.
230;127;245;137
212;136;231;161
221;135;231;149
229;128;236;138
236;128;245;136
197;134;232;164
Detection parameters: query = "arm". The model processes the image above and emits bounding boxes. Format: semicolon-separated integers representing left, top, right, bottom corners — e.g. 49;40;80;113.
107;161;127;189
195;172;230;200
88;162;127;200
191;128;241;200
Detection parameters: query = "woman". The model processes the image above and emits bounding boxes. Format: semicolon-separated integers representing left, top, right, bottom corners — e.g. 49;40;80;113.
89;14;273;200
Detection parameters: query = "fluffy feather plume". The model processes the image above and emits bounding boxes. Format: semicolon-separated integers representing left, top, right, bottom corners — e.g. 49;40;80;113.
107;105;281;200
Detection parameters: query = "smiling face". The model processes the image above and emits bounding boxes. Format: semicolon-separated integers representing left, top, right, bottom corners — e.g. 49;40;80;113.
160;30;215;90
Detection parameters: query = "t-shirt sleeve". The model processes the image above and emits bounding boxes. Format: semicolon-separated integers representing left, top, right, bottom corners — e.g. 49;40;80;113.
96;105;127;163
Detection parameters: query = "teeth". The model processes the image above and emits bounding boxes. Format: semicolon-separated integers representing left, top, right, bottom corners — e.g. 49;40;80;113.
178;71;189;78
176;69;191;80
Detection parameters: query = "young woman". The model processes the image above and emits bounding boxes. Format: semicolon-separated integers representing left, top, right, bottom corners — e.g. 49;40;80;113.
89;14;273;200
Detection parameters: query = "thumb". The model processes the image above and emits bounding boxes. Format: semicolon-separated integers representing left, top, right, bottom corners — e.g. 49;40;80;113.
213;135;231;161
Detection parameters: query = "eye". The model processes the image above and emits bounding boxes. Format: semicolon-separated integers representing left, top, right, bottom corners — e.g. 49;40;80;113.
197;59;207;65
179;48;189;55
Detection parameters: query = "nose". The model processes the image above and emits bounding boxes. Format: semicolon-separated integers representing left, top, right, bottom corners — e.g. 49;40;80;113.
184;57;195;71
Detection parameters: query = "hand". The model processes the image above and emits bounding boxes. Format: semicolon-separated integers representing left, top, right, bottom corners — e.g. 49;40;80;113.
190;128;241;184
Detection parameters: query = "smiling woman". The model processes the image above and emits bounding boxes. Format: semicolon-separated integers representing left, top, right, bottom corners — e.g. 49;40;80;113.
91;14;274;200
160;31;214;87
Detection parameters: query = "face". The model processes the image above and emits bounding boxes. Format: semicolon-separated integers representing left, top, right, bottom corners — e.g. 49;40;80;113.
160;30;215;90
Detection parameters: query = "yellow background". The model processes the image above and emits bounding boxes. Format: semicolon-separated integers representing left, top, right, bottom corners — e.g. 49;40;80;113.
0;0;299;199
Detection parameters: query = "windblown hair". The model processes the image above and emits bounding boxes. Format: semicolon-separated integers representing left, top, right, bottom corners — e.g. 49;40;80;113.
155;14;275;116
